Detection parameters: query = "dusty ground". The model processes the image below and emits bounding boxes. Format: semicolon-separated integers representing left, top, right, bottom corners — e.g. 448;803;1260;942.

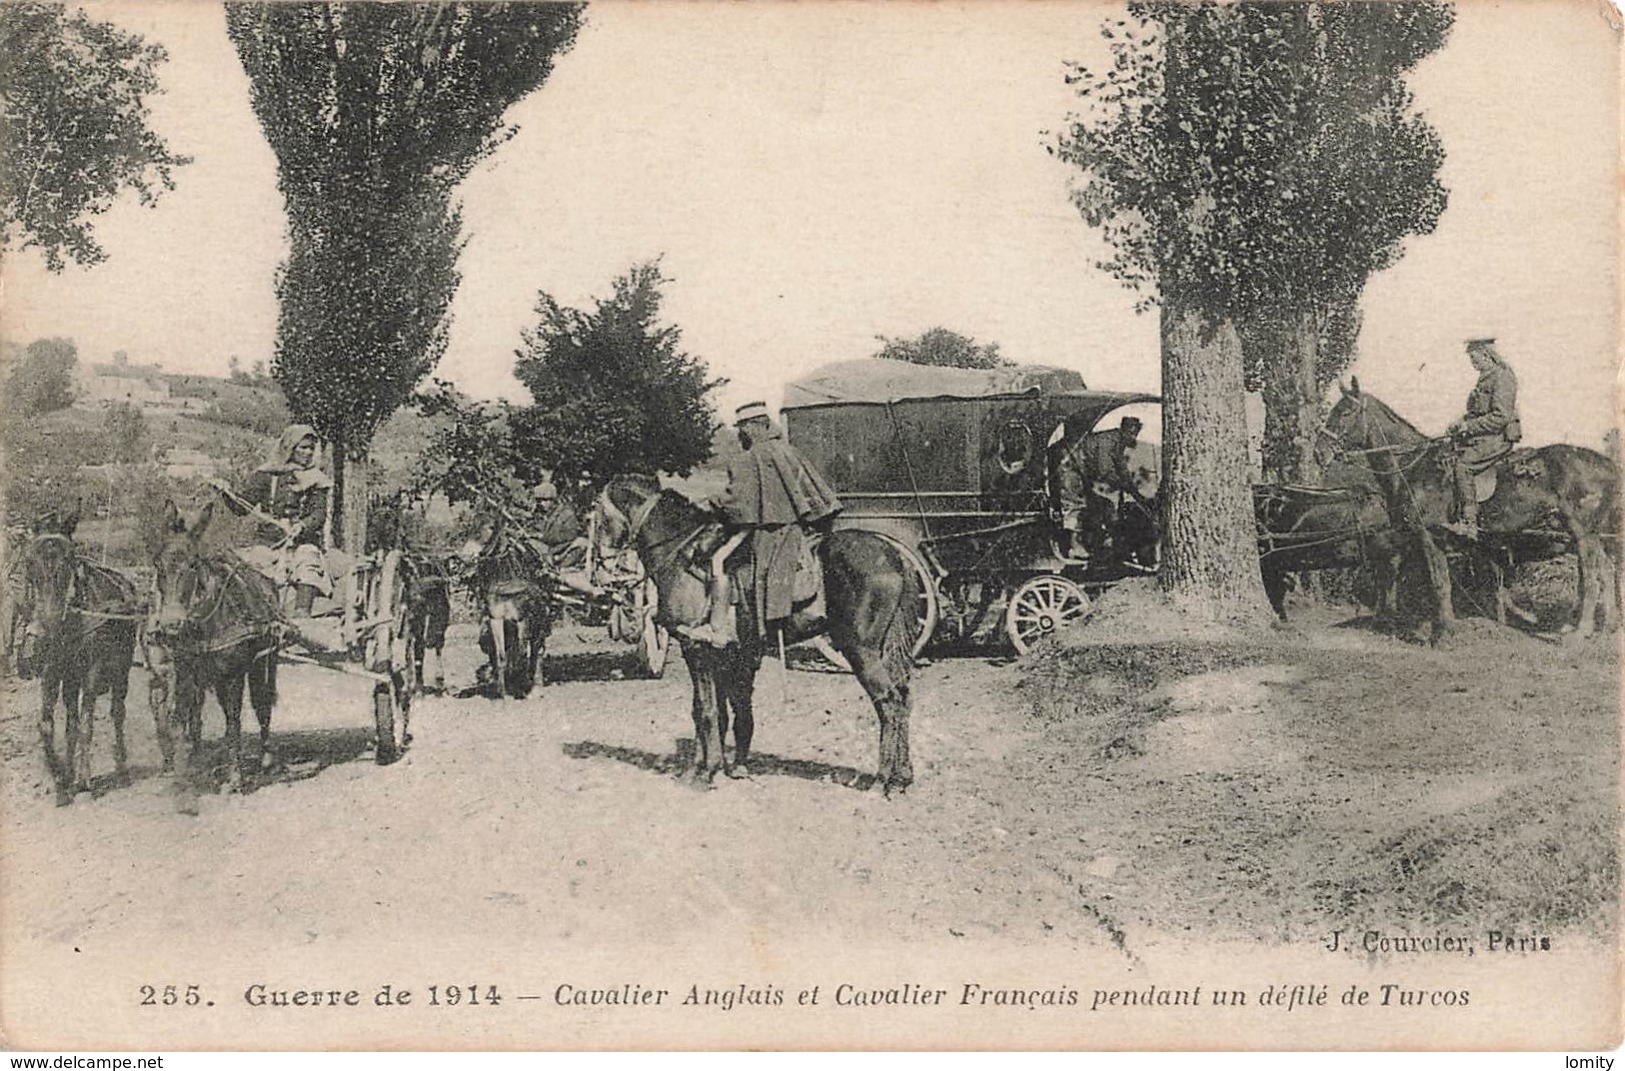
0;590;1617;1046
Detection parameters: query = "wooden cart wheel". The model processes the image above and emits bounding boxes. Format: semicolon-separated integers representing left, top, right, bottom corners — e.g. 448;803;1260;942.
1005;574;1091;655
807;532;939;671
369;550;411;765
635;578;670;678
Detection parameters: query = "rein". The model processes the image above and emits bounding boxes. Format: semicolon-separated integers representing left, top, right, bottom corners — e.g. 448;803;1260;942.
603;487;712;580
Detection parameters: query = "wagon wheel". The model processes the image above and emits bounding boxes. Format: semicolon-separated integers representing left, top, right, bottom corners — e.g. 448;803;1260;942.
808;532;939;671
636;579;671;679
1005;574;1091;655
367;550;411;766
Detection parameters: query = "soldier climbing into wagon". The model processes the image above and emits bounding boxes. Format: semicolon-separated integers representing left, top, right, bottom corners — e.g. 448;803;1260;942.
1053;414;1147;561
1445;337;1521;540
678;401;844;648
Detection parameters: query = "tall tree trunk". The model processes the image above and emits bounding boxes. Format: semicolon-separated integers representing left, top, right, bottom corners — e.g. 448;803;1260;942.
344;454;368;554
1159;300;1273;624
330;427;347;551
1259;308;1325;486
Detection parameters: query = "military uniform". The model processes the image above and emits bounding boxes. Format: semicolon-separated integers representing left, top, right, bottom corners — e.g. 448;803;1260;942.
682;402;843;647
1449;341;1521;536
1057;421;1141;558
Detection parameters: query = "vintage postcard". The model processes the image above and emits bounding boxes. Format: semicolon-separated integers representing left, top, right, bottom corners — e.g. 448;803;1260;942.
0;0;1619;1053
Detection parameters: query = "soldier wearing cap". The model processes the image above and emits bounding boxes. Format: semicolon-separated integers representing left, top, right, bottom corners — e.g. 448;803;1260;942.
680;401;843;647
1446;337;1521;539
1055;414;1146;559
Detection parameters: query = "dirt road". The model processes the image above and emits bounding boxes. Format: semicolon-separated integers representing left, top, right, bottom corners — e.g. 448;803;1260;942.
0;604;1616;1048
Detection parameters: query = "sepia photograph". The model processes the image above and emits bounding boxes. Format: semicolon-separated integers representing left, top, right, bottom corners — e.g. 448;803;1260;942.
0;0;1618;1053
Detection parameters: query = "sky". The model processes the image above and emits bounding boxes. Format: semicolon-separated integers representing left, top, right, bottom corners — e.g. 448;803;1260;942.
1;0;1619;449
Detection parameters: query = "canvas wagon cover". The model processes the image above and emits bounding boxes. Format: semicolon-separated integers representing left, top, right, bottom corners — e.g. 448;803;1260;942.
782;359;1157;511
780;358;1086;408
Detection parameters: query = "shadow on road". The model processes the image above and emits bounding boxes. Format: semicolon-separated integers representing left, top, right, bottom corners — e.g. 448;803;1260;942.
562;738;875;791
169;726;376;796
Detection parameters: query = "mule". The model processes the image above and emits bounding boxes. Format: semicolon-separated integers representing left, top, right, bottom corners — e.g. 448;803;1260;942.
404;555;452;695
365;496;452;695
148;501;282;791
18;512;143;805
600;475;921;795
1323;380;1619;639
469;512;554;699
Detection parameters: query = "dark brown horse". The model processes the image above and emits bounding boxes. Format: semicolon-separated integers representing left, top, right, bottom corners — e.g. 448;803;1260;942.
1254;483;1401;621
18;511;144;805
148;501;282;791
600;475;920;795
1323;380;1618;639
468;511;554;699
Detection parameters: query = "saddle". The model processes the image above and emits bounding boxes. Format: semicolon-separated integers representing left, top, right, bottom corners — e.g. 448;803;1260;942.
717;530;826;644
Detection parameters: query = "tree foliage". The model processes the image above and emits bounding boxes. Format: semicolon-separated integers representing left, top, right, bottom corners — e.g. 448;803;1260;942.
0;3;190;271
1058;2;1451;483
410;380;531;510
5;337;78;417
103;401;147;463
512;261;721;486
873;327;1007;370
226;1;583;544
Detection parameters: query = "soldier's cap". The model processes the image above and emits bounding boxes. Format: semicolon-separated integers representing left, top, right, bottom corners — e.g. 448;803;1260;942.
1466;337;1497;348
1121;415;1144;431
735;401;770;424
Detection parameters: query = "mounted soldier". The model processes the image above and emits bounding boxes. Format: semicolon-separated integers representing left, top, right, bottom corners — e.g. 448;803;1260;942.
1446;337;1521;540
679;401;843;648
212;423;333;615
1054;414;1145;560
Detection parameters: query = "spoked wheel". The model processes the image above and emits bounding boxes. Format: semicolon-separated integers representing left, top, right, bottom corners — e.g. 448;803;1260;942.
1005;574;1091;655
635;578;670;678
368;551;411;765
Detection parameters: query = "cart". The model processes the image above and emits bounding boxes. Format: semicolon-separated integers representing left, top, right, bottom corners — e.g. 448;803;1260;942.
781;359;1161;655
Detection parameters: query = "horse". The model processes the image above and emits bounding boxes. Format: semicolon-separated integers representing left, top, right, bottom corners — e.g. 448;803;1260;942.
1253;483;1401;621
147;501;282;791
1323;379;1619;639
16;511;144;805
467;511;555;699
600;475;921;795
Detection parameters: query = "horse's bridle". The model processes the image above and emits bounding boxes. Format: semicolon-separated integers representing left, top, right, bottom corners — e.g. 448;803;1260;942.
598;485;709;580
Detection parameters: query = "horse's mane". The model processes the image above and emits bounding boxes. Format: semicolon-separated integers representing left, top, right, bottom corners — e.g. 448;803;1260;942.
74;558;142;613
1354;391;1431;445
191;550;282;626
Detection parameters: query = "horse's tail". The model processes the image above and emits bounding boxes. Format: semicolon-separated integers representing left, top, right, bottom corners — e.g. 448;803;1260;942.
879;545;921;686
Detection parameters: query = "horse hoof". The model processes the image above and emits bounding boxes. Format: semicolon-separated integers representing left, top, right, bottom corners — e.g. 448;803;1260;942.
726;763;752;780
53;788;73;808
